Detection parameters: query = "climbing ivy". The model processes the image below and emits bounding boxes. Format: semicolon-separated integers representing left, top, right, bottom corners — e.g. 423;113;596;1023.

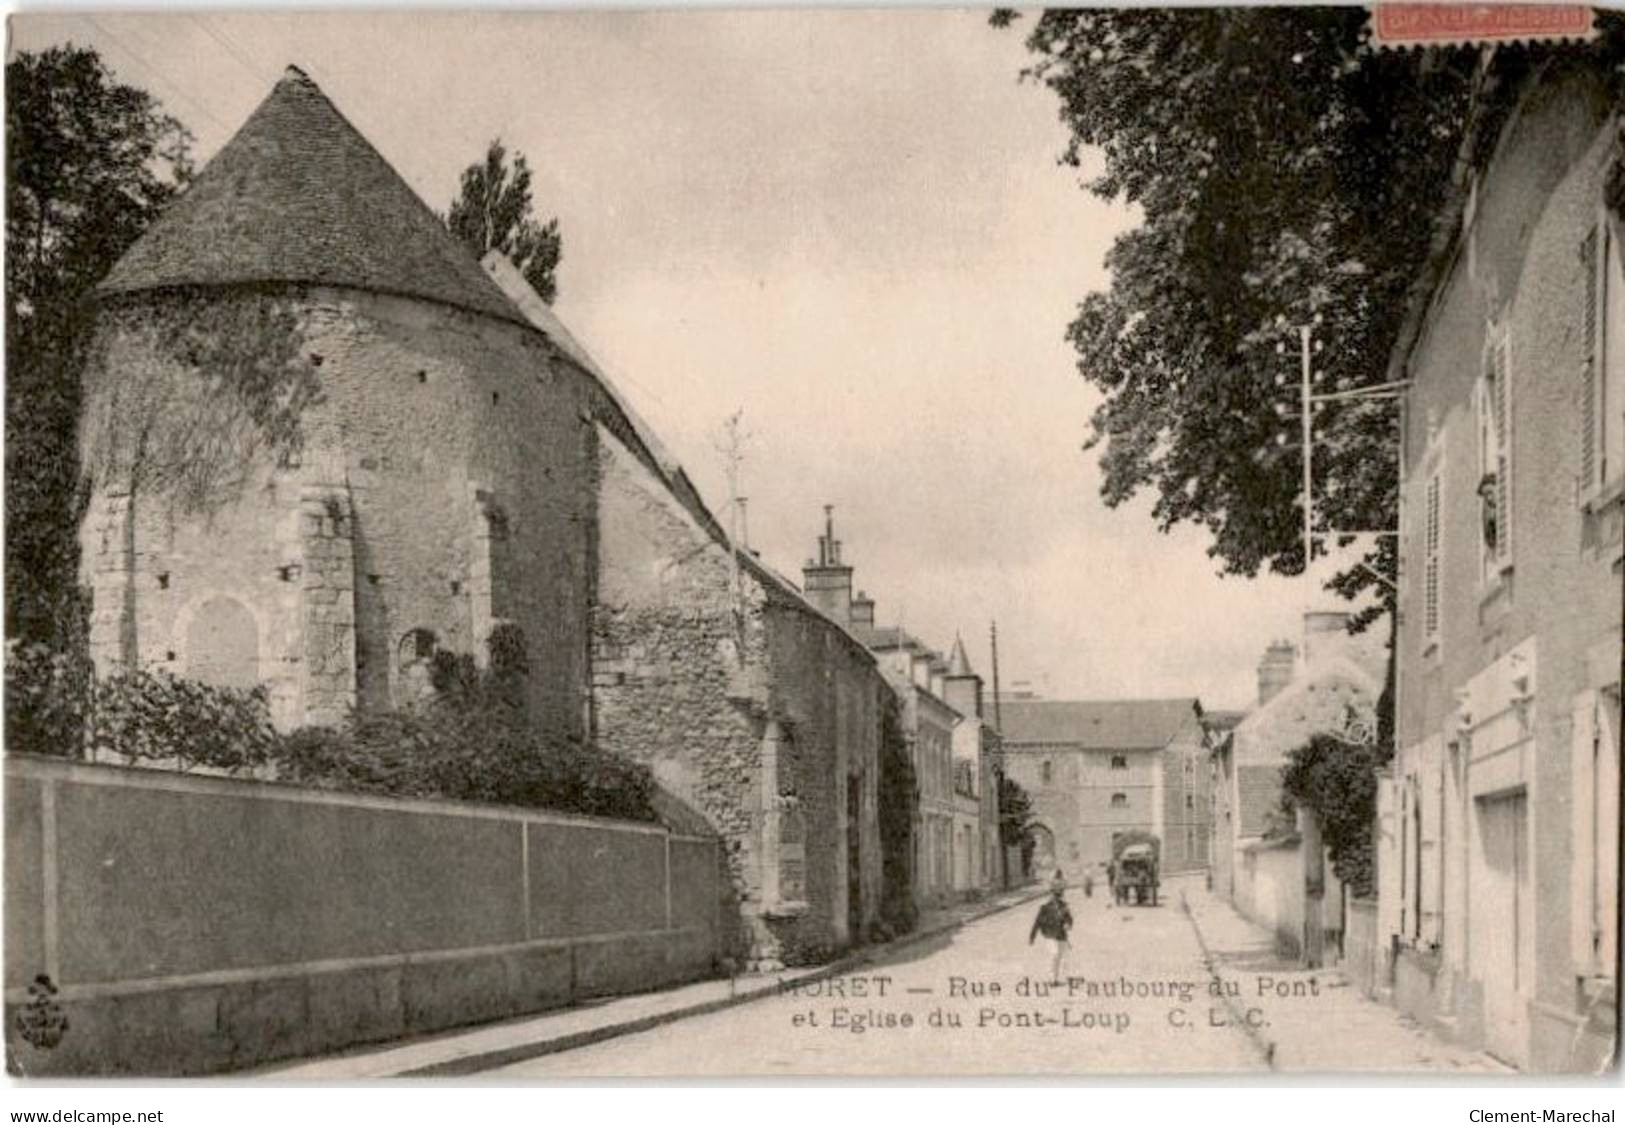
877;690;918;938
81;293;323;516
1279;731;1386;899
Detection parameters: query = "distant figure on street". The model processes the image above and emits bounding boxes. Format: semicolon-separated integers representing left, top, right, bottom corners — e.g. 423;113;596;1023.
1029;886;1074;984
1105;861;1116;910
1081;868;1094;898
1050;868;1066;894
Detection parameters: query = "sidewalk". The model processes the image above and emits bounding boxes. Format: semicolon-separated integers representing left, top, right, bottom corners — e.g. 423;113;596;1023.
256;883;1047;1078
1179;883;1510;1074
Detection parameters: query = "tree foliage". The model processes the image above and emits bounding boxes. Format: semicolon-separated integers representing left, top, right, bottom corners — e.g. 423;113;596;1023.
1280;731;1393;899
445;139;563;304
998;774;1035;852
995;10;1624;623
81;296;323;517
877;689;920;937
5;45;192;645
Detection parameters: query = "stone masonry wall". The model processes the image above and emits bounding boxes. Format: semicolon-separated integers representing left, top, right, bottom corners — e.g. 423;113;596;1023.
590;424;765;960
590;423;885;966
78;286;596;742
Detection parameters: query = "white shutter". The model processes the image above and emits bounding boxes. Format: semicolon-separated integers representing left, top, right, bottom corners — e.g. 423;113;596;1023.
1419;741;1443;945
1570;692;1621;976
1597;698;1619;976
1581;225;1601;493
1491;333;1513;564
1424;472;1441;640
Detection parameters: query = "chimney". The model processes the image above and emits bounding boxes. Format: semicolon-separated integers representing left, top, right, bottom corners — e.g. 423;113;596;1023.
1258;640;1298;707
850;590;876;627
800;504;853;624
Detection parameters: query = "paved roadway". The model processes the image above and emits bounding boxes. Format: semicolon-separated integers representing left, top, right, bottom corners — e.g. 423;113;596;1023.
486;881;1268;1077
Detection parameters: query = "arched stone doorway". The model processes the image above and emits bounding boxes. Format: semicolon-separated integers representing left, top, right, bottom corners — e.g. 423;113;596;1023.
184;596;260;689
1029;823;1056;879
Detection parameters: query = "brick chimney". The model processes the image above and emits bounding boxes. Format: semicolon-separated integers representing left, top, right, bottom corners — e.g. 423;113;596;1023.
850;590;876;627
1258;640;1298;706
801;505;853;624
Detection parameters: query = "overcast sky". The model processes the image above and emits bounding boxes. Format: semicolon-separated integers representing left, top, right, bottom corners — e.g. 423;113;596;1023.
11;9;1367;711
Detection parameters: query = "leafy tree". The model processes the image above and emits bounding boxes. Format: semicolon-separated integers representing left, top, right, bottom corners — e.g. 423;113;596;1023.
995;10;1625;626
445;139;563;304
998;775;1036;866
1279;731;1390;898
5;45;192;646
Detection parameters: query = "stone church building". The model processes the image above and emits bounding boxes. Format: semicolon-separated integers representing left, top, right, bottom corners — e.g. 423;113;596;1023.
78;66;886;968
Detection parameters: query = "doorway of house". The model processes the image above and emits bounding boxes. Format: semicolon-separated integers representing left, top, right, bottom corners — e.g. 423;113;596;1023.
847;772;862;943
1475;790;1530;1067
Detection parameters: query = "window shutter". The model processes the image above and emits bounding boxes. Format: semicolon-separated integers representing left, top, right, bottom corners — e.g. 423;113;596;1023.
1491;335;1512;563
1582;225;1601;492
1424;473;1440;639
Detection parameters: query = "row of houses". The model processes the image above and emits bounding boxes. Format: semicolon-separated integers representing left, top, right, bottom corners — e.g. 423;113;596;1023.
1207;52;1621;1073
73;66;1004;974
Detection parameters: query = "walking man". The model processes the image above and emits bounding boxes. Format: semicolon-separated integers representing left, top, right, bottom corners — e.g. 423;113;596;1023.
1028;886;1074;984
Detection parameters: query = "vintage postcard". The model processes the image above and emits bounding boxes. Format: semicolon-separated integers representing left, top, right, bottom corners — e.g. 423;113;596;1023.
3;6;1620;1086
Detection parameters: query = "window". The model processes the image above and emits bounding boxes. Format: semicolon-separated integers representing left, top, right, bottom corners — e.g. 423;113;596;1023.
396;628;439;703
1109;793;1128;809
1110;754;1128;770
1581;214;1625;498
1477;329;1513;576
1041;760;1052;785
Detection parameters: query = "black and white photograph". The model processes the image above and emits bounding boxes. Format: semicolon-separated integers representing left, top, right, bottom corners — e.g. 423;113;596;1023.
2;2;1620;1093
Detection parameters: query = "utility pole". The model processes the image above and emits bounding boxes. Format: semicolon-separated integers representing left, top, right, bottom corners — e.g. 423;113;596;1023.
989;619;1006;889
714;409;749;646
989;620;1003;734
1301;324;1314;599
1290;321;1408;660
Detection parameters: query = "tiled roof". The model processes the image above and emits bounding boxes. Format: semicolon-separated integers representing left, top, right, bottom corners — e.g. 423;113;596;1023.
853;624;923;651
998;698;1199;749
100;67;524;326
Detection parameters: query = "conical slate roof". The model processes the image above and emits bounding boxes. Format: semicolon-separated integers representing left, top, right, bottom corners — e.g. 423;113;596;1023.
946;634;975;678
100;66;524;325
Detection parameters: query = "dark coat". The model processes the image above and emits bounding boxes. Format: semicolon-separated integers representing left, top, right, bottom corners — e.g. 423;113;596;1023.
1030;897;1073;942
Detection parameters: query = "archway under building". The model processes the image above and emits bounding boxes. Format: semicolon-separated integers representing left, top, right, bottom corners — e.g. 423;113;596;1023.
1029;823;1056;880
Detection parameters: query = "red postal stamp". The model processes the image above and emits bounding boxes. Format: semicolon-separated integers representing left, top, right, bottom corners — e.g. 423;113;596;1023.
1371;4;1595;47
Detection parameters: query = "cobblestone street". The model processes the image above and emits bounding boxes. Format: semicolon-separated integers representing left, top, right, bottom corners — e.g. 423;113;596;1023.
484;876;1499;1077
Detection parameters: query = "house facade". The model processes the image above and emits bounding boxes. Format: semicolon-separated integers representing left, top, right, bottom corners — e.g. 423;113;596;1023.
997;697;1209;879
801;517;1000;905
1384;58;1620;1071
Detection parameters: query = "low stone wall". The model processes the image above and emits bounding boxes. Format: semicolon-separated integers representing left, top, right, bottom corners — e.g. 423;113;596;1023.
1234;839;1304;958
4;754;721;1076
